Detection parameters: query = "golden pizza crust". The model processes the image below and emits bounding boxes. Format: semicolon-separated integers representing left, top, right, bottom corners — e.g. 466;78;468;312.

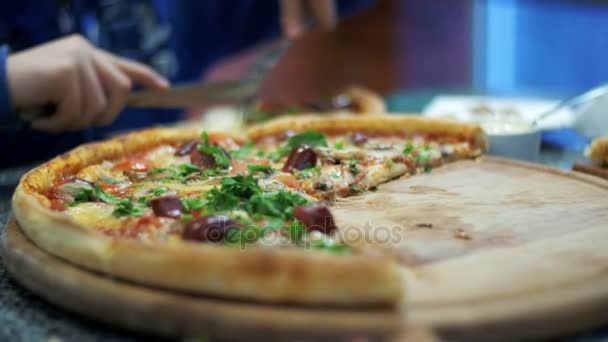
13;127;402;307
586;137;608;166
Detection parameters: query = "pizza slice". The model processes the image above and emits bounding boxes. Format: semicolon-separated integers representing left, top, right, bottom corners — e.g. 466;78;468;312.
13;116;486;307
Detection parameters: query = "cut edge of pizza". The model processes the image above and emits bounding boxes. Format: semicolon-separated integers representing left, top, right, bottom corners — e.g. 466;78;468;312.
13;116;487;308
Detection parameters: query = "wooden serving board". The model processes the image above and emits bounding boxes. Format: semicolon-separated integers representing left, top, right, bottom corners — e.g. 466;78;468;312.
2;158;608;341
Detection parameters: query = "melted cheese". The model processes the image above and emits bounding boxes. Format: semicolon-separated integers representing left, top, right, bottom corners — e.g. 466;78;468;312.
76;163;126;183
143;145;178;167
132;180;218;197
66;202;125;230
317;165;355;194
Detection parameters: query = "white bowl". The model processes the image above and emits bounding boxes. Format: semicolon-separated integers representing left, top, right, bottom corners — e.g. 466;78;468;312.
572;92;608;139
481;119;541;162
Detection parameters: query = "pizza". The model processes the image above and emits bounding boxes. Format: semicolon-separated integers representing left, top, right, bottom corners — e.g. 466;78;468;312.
252;85;387;119
586;137;608;167
12;116;486;306
195;85;385;134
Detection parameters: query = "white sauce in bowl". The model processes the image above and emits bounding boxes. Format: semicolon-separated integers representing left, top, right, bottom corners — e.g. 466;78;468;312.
481;119;535;135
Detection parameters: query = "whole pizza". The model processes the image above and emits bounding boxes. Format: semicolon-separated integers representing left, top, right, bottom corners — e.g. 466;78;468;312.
13;115;487;306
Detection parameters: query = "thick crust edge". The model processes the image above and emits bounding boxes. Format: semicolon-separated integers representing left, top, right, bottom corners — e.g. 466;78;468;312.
13;127;403;306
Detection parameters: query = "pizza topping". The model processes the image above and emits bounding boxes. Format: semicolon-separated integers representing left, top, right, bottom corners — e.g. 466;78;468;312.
272;173;300;189
113;160;151;172
246;190;309;219
333;141;345;150
279;130;298;140
283;145;317;172
314;164;356;197
58;177;94;197
175;139;200;156
148;163;206;183
268;130;329;161
67;202;124;230
150;195;184;219
439;144;455;157
315;146;367;162
254;229;292;248
403;143;415;155
182;215;241;242
66;185;148;218
286;131;328;149
294;166;321;180
231;142;255;159
347;159;360;175
351;132;369;146
75;162;122;183
113;200;147;217
306;232;352;254
190;147;217;169
293;202;337;235
195;132;232;169
46;126;482;255
248;164;273;174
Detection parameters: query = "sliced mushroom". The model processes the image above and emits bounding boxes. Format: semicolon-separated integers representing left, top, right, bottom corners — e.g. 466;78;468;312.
58;178;94;197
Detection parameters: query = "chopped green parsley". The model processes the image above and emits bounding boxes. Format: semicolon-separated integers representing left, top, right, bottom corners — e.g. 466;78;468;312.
403;143;415;155
198;132;231;169
348;159;360;174
247;164;273;174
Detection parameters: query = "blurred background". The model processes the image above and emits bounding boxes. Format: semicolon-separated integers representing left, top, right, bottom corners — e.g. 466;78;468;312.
208;0;608;104
2;0;608;166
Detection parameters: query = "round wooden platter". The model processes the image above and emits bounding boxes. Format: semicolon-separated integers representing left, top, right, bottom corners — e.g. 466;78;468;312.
0;221;403;342
2;158;608;341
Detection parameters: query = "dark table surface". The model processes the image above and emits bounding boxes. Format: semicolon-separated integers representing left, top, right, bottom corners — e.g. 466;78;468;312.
0;104;606;341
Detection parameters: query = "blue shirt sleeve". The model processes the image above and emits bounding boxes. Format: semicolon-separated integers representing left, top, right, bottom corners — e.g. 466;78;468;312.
0;45;12;120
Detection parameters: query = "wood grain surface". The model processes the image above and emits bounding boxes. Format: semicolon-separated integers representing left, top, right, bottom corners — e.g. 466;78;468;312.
3;158;608;341
333;158;608;341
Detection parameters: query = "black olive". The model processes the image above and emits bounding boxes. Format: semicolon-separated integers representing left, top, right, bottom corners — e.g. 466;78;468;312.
182;215;241;242
150;196;184;219
283;145;317;172
190;148;216;168
294;202;337;235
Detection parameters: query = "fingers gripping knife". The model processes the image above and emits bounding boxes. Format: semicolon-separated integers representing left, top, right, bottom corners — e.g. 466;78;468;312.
18;40;291;127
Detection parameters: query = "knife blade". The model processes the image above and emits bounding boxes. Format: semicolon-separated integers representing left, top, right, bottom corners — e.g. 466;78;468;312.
18;79;261;121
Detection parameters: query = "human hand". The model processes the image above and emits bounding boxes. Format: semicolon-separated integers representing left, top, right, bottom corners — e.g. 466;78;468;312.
279;0;337;38
7;34;169;133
